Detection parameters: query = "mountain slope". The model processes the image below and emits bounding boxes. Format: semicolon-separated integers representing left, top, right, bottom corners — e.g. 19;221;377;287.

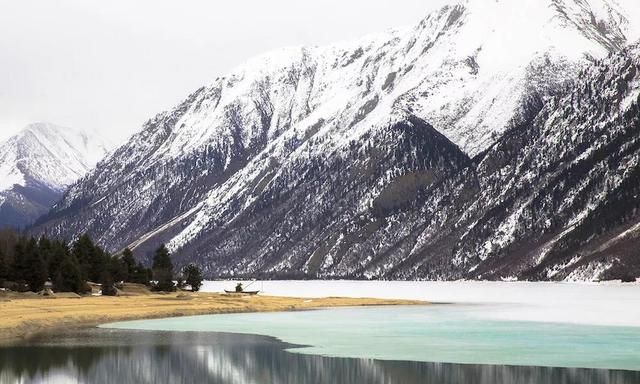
385;46;640;281
33;0;640;280
0;122;111;228
171;45;640;281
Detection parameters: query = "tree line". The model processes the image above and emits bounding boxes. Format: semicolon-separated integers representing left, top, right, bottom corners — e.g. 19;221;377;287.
0;229;203;295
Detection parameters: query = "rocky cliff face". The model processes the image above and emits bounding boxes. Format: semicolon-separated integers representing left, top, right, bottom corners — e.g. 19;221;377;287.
33;0;640;281
0;122;111;228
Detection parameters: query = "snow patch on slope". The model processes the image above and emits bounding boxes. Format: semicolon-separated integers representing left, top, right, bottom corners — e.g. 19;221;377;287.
0;148;25;191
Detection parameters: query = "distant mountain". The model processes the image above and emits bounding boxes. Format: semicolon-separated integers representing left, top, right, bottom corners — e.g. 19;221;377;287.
0;122;112;228
33;0;640;281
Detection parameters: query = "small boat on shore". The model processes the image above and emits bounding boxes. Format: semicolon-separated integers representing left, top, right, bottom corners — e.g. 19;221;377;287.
224;290;260;295
225;281;260;295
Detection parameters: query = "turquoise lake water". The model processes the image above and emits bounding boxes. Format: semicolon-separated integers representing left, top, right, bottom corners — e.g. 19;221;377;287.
5;329;638;383
103;304;640;371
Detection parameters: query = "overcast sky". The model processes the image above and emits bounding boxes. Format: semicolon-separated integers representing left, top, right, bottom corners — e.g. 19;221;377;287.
0;0;450;144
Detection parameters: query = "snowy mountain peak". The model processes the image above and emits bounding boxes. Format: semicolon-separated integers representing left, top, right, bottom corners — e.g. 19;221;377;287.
1;122;112;190
33;1;640;280
145;0;638;163
0;122;112;228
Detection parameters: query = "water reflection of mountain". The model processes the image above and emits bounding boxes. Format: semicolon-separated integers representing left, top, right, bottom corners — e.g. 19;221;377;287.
0;330;638;384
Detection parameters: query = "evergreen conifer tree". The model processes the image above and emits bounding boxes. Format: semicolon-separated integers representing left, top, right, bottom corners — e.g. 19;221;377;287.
54;256;84;293
106;254;126;283
47;241;69;283
100;271;118;296
72;234;96;281
11;240;30;290
121;248;136;281
183;263;203;292
128;262;151;285
22;238;48;292
152;244;175;291
72;234;109;283
0;249;7;284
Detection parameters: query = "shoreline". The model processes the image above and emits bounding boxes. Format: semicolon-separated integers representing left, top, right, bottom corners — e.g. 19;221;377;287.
0;292;425;345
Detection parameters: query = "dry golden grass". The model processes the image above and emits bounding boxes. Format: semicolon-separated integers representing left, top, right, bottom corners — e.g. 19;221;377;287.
0;292;424;344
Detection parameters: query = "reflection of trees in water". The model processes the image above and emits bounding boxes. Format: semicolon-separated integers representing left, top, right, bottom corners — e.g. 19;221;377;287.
0;330;638;384
0;345;131;383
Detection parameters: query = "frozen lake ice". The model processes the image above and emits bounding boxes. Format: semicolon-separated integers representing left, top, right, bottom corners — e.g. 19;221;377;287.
202;280;640;327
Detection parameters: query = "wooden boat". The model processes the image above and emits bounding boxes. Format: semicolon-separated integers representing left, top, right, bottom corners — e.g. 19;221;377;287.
224;290;260;295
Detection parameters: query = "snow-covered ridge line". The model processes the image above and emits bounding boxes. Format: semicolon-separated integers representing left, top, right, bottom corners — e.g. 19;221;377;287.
98;0;637;168
0;122;112;228
32;0;640;281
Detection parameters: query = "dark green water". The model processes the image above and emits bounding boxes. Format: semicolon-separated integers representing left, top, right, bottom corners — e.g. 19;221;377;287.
1;328;639;384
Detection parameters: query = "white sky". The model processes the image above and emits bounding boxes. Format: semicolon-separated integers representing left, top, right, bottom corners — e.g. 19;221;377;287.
0;0;449;144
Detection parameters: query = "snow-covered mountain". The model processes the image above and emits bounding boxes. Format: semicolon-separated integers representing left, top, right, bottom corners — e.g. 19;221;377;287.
34;0;640;281
0;122;112;228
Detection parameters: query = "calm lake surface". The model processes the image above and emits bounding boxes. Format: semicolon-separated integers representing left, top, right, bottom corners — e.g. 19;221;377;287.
104;305;640;371
3;328;640;384
2;281;640;383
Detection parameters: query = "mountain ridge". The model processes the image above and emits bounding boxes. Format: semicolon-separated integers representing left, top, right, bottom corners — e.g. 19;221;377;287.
32;0;640;281
0;122;112;228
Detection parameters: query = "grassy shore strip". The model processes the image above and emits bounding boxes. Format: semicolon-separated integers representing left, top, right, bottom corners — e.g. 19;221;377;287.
0;292;425;344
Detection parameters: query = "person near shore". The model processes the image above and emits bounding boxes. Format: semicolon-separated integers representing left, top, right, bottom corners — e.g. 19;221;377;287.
235;283;243;293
